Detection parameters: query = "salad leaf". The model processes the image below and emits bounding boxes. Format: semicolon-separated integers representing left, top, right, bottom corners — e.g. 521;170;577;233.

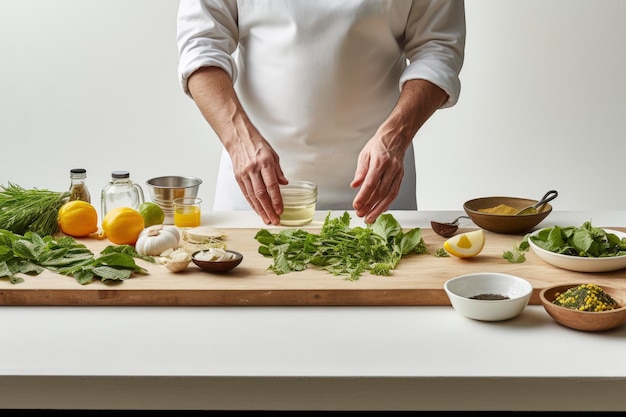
503;221;626;263
530;221;626;257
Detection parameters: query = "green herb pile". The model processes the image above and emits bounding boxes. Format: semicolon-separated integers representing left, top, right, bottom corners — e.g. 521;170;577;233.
531;221;626;257
553;283;619;312
503;221;626;263
0;183;69;236
255;211;428;281
0;229;151;285
503;238;530;263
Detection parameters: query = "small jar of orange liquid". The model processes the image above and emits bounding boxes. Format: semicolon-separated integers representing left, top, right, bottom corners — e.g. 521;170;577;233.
173;197;202;228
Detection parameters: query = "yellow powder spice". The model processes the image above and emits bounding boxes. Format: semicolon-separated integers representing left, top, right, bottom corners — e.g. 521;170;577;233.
478;204;519;215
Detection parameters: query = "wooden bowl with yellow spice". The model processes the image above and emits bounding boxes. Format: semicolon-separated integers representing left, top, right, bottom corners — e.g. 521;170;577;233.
540;283;626;332
463;196;553;234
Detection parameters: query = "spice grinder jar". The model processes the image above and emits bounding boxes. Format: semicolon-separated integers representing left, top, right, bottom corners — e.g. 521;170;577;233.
279;180;317;226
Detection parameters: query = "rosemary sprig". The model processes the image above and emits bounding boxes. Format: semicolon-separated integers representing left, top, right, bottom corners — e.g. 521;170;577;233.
0;182;69;236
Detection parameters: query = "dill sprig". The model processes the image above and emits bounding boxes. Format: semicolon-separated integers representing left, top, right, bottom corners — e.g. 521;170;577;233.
0;182;69;236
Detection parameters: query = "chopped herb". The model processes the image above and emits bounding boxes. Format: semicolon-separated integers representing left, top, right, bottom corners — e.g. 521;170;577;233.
503;237;530;263
553;284;619;312
255;211;427;281
470;293;509;300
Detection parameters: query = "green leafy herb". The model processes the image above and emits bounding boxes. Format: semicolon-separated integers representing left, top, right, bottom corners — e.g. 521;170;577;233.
503;236;530;263
502;221;626;263
434;248;450;257
101;244;156;264
0;229;148;285
255;211;427;281
0;183;69;236
530;221;626;257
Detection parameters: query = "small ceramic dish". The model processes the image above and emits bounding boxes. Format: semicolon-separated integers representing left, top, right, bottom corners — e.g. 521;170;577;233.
191;249;243;272
444;272;533;321
463;196;553;234
540;283;626;331
528;228;626;273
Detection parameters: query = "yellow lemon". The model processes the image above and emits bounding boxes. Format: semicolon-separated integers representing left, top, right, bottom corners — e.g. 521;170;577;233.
58;200;99;237
443;229;485;258
102;207;145;245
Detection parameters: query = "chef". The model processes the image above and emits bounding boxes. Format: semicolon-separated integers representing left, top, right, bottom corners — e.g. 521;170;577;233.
177;0;465;224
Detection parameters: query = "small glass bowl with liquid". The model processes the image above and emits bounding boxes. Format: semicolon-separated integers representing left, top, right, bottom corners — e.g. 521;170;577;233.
279;180;318;226
173;197;202;229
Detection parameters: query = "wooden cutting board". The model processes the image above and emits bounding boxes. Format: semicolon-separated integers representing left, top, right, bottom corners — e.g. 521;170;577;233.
1;227;625;306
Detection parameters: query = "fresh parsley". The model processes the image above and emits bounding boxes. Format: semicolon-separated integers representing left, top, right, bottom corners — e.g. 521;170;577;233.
502;238;529;263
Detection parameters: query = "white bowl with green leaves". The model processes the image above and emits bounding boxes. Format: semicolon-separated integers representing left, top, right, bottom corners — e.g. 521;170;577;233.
528;222;626;273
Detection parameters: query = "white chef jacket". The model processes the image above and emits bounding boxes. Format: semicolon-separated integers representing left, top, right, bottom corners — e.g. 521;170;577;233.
177;0;465;211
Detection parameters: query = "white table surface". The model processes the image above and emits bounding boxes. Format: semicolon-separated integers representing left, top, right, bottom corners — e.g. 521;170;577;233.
1;210;626;411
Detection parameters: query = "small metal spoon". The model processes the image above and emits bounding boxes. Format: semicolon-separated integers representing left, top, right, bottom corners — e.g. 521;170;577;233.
515;190;558;216
431;215;470;238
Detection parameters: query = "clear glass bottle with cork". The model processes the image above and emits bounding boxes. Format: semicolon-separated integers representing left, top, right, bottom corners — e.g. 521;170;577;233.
68;168;91;203
101;170;145;218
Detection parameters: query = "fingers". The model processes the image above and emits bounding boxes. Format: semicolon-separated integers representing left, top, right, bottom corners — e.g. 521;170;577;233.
237;176;283;226
234;150;288;225
265;164;288;214
354;171;402;224
257;164;287;224
352;144;404;224
350;151;369;190
237;176;273;224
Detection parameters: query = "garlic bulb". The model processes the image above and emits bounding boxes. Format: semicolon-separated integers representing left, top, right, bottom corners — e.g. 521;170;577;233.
135;225;180;256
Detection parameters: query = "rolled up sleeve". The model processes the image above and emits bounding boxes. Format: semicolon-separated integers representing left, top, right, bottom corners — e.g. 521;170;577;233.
400;0;466;108
177;0;240;96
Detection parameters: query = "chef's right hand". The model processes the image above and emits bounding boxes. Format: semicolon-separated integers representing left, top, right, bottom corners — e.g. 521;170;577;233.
229;140;288;225
186;66;288;224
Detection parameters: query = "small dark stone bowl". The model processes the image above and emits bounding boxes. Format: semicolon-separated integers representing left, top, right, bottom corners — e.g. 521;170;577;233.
191;250;243;273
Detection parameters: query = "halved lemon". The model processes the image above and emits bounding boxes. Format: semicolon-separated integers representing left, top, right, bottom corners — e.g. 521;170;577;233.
443;229;485;258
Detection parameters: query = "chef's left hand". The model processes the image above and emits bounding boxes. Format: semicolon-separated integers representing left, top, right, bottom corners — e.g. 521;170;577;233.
351;135;407;224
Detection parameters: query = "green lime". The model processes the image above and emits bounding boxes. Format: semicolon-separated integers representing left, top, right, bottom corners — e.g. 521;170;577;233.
139;202;165;227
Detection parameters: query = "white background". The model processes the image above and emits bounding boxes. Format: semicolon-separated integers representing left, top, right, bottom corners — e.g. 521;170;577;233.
1;0;625;215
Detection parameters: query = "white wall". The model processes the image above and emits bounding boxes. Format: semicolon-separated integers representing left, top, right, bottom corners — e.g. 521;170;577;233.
1;0;625;215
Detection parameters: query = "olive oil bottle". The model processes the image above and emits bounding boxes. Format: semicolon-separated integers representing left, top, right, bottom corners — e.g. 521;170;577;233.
101;170;145;218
